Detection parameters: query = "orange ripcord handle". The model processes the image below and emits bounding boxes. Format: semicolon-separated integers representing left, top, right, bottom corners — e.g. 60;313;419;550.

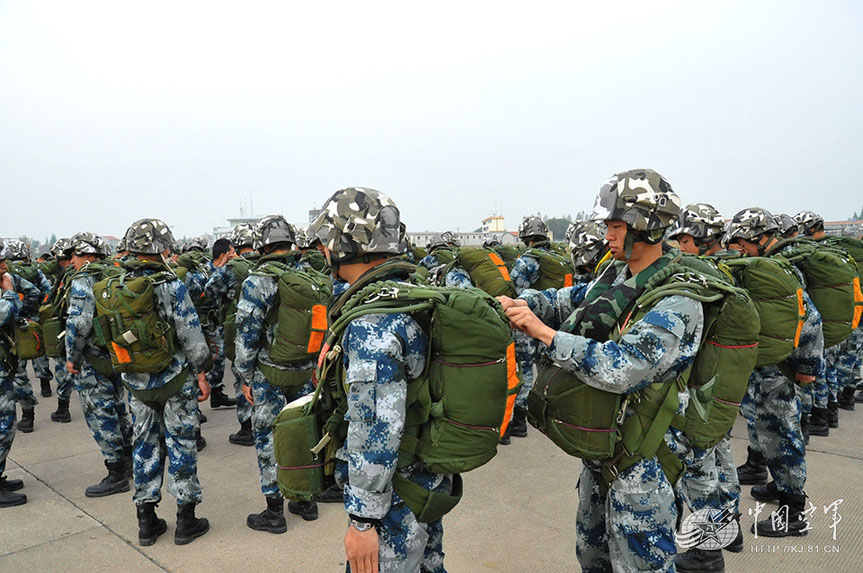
853;277;863;329
307;304;328;354
111;342;132;364
794;288;805;348
488;252;511;282
564;273;574;288
500;342;520;437
18;293;24;301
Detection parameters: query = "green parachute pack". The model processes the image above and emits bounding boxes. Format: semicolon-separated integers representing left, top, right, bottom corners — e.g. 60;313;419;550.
7;261;41;289
222;255;258;362
494;244;525;270
819;235;863;329
722;256;806;367
766;238;861;347
299;249;329;274
253;258;333;389
527;253;759;487
449;247;517;297
521;243;575;289
274;260;521;521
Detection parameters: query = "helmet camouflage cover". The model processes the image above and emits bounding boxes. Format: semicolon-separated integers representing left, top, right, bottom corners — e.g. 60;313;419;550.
310;187;402;262
727;207;779;242
794;210;824;234
182;236;208;253
124;218;175;255
0;240;6;261
775;213;799;237
230;223;255;249
591;169;681;240
427;231;461;252
667;203;725;240
51;238;72;259
5;239;30;261
518;215;549;241
567;220;606;269
70;232;111;257
293;226;310;249
254;214;295;250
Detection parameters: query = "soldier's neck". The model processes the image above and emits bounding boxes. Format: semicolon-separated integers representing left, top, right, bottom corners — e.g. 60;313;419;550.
626;242;663;276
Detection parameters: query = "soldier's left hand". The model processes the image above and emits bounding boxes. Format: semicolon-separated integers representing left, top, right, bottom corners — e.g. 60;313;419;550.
196;372;211;402
66;361;80;375
505;306;556;346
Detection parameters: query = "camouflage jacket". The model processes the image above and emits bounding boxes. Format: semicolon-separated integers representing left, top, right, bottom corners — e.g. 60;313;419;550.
0;289;22;376
11;274;41;319
510;248;546;294
64;270;111;367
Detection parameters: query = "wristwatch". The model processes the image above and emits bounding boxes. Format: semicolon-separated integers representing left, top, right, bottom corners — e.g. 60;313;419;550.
349;515;378;532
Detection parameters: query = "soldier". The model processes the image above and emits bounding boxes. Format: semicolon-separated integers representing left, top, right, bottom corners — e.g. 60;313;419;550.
565;220;607;283
120;219;211;546
64;232;135;497
0;241;27;507
201;238;237;410
310;187;454;573
501;169;699;571
234;215;318;534
47;239;77;424
418;232;460;271
727;208;824;537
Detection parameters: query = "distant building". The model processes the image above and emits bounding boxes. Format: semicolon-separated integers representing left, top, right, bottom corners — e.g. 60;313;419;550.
213;216;259;240
482;216;506;234
824;220;863;237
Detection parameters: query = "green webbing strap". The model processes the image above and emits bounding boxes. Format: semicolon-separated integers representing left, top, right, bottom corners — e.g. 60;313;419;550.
600;441;685;493
125;367;189;411
618;378;681;460
391;473;463;524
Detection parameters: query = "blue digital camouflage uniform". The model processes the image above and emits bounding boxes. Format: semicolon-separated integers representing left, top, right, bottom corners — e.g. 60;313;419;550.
200;260;227;392
234;260;315;499
509;252;548;409
10;274;42;409
333;311;452;573
121;265;210;506
521;265;704;573
0;290;22;480
826;328;863;398
443;266;472;289
204;263;251;425
65;268;133;464
417;253;441;272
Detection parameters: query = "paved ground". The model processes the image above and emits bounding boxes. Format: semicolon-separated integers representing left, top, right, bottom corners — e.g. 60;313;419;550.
2;370;863;571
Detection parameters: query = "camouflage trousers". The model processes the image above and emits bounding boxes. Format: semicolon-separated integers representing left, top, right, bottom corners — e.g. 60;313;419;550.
801;377;829;411
344;506;445;573
675;433;741;516
73;362;133;464
13;359;50;408
512;329;538;408
231;362;252;425
577;456;677;572
130;376;202;505
741;373;806;495
204;325;226;390
714;435;741;514
250;368;313;497
55;359;74;400
826;329;863;398
0;371;16;476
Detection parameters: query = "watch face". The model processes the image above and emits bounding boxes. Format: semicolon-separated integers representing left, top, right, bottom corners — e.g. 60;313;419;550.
351;520;374;532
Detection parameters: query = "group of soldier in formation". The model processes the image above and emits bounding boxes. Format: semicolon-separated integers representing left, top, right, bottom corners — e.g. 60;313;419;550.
1;170;861;573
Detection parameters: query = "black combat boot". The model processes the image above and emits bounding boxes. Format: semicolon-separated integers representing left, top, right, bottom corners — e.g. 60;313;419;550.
800;413;810;445
137;502;167;546
752;492;809;537
855;385;863;403
175;502;209;545
209;385;236;408
751;480;781;502
808;407;830;436
0;490;27;508
499;426;511;445
17;408;34;433
247;496;287;534
724;515;744;553
50;398;71;423
827;401;839;428
40;379;52;398
837;386;856;411
508;407;528;438
0;475;24;492
124;447;134;479
196;429;207;452
316;483;343;503
228;419;254;446
85;460;131;498
736;447;768;485
288;500;319;521
674;547;725;573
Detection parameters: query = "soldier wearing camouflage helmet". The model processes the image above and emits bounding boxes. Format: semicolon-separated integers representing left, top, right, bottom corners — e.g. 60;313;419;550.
774;213;799;239
500;168;705;571
794;210;825;237
418;231;460;271
310;187;454;573
120;218;212;546
667;203;726;256
565;220;608;281
234;214;320;532
64;232;134;498
42;238;78;421
518;215;549;245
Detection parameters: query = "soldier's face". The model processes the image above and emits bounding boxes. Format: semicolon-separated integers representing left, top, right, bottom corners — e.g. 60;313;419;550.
676;234;699;255
605;221;628;260
0;261;6;275
734;238;761;257
71;253;95;270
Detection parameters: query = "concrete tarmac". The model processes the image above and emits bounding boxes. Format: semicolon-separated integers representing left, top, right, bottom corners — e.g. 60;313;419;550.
2;372;862;572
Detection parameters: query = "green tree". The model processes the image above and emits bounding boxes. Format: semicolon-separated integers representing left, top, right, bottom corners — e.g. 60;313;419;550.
544;216;572;242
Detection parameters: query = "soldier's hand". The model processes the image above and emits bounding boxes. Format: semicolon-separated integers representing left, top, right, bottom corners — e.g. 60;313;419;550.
345;525;379;573
496;296;527;311
795;373;816;385
505;306;556;346
66;361;79;375
0;273;12;291
197;372;211;402
242;383;254;405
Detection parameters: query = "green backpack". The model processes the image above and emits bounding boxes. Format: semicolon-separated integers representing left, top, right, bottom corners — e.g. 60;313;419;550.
521;244;575;289
451;247;517;297
528;255;759;486
767;239;860;347
39;268;73;358
299;250;329;274
253;260;333;388
494;244;524;270
819;235;863;329
275;260;521;520
223;256;257;362
7;261;41;291
93;267;179;374
723;256;806;367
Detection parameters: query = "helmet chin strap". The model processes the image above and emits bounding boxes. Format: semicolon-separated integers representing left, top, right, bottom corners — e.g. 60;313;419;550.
623;232;636;261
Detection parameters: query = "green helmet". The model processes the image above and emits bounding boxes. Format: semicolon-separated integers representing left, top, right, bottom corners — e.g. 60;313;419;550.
254;215;295;251
6;239;29;261
775;213;799;238
727;207;779;242
310;187;402;262
124;218;175;255
518;216;549;242
566;221;605;270
427;231;460;252
230;223;255;249
51;238;72;259
182;236;208;253
70;232;110;257
591;168;681;243
794;210;824;236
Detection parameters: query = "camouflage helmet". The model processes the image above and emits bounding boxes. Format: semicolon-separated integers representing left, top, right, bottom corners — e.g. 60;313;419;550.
310;187;402;262
293;226;310;249
51;238;73;259
230;223;255;249
0;240;6;261
567;221;606;270
518;216;549;241
6;239;30;261
181;236;208;253
116;236;128;252
482;237;502;249
775;213;799;238
427;231;461;252
70;232;110;257
124;218;175;255
794;210;824;235
253;215;295;251
726;207;779;242
591;169;681;242
667;203;725;241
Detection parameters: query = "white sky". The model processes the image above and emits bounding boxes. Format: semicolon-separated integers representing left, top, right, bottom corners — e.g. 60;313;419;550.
1;0;861;242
